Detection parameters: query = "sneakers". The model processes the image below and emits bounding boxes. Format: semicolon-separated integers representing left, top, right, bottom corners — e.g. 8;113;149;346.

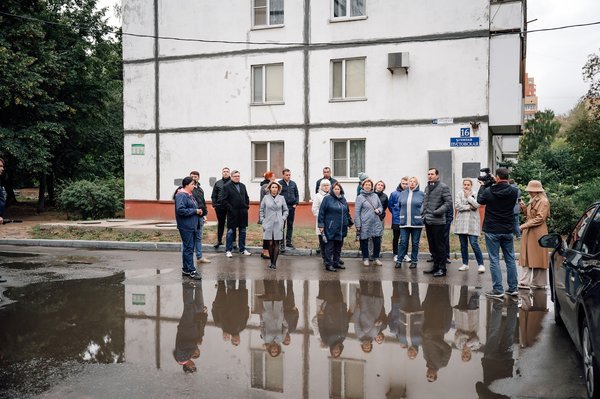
458;264;469;271
226;251;233;258
518;283;530;289
197;258;211;264
409;262;417;269
485;290;505;300
241;250;251;256
363;260;370;266
403;255;411;263
374;259;383;266
188;272;202;280
505;289;519;297
478;265;486;274
286;244;295;250
393;255;398;262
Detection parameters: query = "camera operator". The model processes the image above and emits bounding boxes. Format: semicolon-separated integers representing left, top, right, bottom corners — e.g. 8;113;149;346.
421;168;452;277
476;167;519;299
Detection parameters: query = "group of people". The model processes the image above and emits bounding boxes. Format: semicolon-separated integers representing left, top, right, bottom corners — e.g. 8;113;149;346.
175;165;552;298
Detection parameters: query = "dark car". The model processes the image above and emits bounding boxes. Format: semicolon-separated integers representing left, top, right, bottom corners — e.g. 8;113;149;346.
539;202;600;399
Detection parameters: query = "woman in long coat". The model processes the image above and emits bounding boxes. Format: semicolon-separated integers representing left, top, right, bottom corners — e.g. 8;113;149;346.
312;179;331;263
259;181;289;269
453;179;485;273
518;180;551;289
318;182;351;272
355;179;384;266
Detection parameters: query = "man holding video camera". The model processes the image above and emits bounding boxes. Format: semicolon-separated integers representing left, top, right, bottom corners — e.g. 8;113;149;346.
476;167;519;299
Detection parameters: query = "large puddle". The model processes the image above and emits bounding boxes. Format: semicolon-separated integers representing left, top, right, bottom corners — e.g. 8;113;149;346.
0;269;553;398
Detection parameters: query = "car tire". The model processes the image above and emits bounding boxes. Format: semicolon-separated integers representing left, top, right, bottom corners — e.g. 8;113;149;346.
554;296;564;326
582;318;600;399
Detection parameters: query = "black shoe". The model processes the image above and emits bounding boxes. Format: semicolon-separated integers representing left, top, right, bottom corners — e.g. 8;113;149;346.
182;271;191;278
426;258;434;263
280;246;286;253
325;265;337;272
338;259;344;265
213;242;222;249
409;262;417;269
269;264;277;270
446;259;451;264
286;243;295;250
188;272;202;280
0;277;6;283
433;269;446;277
423;268;438;274
316;248;321;255
334;264;346;270
394;262;402;269
261;254;271;259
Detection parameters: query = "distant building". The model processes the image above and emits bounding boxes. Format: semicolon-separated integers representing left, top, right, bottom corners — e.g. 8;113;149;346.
122;0;526;223
523;73;538;122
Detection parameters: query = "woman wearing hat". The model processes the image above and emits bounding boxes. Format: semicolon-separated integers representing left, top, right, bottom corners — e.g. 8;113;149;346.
518;180;551;289
259;181;289;270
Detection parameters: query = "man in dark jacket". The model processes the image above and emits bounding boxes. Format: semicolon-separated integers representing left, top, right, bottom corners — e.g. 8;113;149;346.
477;168;519;298
211;167;232;249
221;170;251;257
315;166;338;194
190;171;210;264
421;168;452;277
279;168;299;250
422;284;452;383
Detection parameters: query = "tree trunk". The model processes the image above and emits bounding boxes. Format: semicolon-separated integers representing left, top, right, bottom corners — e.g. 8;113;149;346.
47;172;55;206
37;173;46;213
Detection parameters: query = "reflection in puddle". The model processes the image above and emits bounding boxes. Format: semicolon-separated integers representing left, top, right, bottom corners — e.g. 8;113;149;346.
0;272;550;398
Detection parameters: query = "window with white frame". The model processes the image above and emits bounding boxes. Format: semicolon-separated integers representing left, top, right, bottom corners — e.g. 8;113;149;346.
251;349;284;392
253;141;285;179
331;58;365;100
253;0;284;27
252;63;284;104
332;139;365;178
330;358;365;398
332;0;365;19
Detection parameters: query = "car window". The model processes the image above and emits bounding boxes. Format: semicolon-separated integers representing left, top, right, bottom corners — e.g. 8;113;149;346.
568;206;599;252
580;208;600;255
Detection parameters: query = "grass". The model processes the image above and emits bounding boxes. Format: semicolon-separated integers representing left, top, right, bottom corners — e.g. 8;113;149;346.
29;223;508;254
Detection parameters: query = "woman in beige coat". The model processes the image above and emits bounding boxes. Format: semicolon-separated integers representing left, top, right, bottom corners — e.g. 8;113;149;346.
518;180;551;289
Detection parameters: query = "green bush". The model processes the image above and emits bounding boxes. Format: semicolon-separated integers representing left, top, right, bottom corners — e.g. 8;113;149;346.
572;178;600;210
547;193;580;235
57;178;124;219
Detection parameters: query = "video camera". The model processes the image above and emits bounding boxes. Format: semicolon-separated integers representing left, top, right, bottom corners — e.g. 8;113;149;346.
477;168;495;188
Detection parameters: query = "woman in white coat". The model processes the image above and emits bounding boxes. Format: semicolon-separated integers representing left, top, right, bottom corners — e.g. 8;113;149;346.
453;179;485;273
312;179;331;263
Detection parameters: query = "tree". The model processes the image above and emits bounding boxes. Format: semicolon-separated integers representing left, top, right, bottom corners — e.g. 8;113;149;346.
0;0;122;211
518;110;561;161
582;49;600;117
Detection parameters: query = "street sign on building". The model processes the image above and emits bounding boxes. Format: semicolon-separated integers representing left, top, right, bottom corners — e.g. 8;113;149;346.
450;137;480;147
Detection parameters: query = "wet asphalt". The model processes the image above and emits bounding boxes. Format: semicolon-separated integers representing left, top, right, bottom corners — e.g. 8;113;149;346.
0;245;589;399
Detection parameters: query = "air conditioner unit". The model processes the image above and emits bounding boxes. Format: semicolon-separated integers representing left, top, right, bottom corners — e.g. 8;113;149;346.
388;52;409;74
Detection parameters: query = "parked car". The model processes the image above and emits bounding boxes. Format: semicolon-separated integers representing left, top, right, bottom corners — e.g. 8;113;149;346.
539;202;600;399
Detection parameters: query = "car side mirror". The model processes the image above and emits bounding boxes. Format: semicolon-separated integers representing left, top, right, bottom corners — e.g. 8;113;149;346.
539;233;562;249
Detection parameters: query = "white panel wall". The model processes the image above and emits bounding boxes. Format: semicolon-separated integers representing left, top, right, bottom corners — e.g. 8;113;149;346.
309;39;489;124
309;125;489;202
124;134;157;200
158;0;305;57
123;63;156;130
489;35;522;127
490;1;523;31
158;130;305;201
122;0;155;61
159;52;305;129
310;0;489;42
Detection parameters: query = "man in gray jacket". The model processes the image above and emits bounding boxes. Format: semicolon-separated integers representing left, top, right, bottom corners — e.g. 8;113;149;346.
421;168;452;277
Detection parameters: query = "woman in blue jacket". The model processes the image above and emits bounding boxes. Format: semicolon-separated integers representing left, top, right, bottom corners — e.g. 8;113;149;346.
318;182;351;272
175;176;203;280
388;177;409;262
396;177;425;269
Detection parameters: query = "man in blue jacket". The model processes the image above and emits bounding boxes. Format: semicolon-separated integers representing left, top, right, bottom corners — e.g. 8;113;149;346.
279;168;299;250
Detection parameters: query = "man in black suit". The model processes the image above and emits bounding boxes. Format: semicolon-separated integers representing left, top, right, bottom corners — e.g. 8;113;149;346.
221;170;251;257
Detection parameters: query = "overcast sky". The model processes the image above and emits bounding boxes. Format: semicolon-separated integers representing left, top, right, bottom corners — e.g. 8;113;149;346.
100;0;600;116
527;0;600;115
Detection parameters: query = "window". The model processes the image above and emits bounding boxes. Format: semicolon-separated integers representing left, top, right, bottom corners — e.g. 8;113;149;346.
331;58;365;100
332;139;365;178
252;64;284;104
332;0;365;18
253;0;284;26
251;349;284;392
253;141;285;179
330;358;365;398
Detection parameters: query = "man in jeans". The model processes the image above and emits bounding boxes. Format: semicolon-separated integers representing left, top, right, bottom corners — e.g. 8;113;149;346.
477;168;519;298
279;168;299;250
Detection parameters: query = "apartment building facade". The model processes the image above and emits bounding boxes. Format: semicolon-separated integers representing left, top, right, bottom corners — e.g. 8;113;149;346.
122;0;525;221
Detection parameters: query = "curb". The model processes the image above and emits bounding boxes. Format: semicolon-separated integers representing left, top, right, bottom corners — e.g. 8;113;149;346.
0;238;521;260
